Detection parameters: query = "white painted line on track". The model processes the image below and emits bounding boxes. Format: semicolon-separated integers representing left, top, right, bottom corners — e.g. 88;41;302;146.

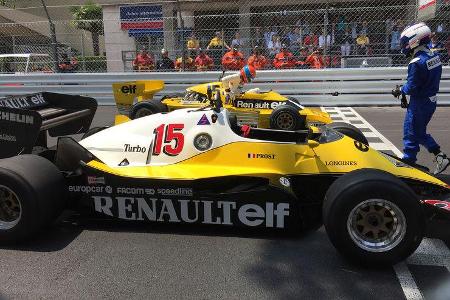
394;263;424;300
347;107;403;157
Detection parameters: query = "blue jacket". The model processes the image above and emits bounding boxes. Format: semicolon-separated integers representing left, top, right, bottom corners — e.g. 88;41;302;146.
401;50;442;101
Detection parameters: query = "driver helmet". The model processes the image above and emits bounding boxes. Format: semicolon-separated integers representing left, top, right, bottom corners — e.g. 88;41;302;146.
240;64;256;83
400;23;431;57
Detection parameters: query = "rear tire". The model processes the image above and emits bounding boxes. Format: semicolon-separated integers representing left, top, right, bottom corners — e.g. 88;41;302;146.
0;155;66;244
270;105;305;131
323;169;423;266
327;122;368;145
129;100;168;120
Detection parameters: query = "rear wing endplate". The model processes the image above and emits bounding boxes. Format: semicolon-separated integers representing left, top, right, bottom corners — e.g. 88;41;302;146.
0;92;97;158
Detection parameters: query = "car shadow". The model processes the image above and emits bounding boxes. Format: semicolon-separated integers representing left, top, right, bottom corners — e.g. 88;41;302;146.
241;228;407;299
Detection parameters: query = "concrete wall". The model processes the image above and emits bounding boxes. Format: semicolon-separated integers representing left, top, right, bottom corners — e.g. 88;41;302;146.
103;5;135;72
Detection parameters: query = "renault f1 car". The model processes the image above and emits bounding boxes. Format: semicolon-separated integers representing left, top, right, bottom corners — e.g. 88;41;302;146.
0;92;448;266
112;80;332;130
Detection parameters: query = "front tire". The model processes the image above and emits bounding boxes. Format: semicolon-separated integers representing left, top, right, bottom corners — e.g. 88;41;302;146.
323;169;423;266
326;122;369;145
270;105;305;130
129;100;168;120
0;155;66;244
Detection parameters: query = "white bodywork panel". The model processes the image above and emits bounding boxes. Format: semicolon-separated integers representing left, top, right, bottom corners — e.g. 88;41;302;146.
80;108;257;167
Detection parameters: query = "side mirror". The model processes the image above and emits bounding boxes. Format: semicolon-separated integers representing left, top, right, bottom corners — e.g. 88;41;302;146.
206;85;212;101
213;92;223;113
307;139;320;148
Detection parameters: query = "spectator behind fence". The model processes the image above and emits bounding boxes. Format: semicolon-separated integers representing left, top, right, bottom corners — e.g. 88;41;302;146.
133;48;154;71
157;49;174;70
247;46;267;70
187;32;200;51
319;28;334;50
446;36;450;65
360;20;369;36
305;47;325;69
280;26;291;46
175;54;195;71
194;49;214;71
222;47;245;70
267;34;282;58
430;32;447;62
231;32;245;50
337;26;352;57
303;31;319;48
58;53;78;73
207;31;230;51
288;27;303;54
390;25;401;53
356;32;370;55
252;27;265;49
273;44;296;69
264;26;278;49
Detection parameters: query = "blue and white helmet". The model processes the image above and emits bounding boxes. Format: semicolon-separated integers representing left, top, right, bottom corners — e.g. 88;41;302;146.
400;23;431;57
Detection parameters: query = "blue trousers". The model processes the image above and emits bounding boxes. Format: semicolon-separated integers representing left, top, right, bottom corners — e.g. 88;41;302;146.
403;100;440;163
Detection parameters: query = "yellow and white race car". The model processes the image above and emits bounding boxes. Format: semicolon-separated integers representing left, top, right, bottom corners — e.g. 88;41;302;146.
0;92;448;266
113;80;332;130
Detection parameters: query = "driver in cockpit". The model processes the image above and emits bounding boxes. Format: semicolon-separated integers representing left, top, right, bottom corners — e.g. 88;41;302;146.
221;64;256;104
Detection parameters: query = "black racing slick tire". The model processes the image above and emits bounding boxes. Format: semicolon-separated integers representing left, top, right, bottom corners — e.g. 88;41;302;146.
270;105;305;131
82;126;109;139
129;100;168;120
323;169;424;266
326;122;369;145
0;155;66;244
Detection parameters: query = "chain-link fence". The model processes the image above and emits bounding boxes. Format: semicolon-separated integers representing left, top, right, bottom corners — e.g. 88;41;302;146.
0;0;449;73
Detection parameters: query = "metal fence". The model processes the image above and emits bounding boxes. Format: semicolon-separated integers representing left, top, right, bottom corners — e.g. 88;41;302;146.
0;67;449;106
0;1;449;74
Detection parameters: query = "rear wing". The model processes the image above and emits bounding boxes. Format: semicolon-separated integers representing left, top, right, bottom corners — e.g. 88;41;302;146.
112;80;164;121
0;92;97;158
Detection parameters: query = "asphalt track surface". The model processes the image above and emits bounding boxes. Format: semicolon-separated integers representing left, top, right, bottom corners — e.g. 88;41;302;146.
0;106;449;300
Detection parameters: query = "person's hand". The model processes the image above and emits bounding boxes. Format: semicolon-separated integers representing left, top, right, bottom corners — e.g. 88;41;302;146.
391;85;402;98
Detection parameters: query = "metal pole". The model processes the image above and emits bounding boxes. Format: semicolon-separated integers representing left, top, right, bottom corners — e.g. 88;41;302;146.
176;0;186;71
40;0;59;72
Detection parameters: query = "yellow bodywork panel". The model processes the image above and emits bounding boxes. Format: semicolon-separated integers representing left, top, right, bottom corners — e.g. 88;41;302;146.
86;136;447;188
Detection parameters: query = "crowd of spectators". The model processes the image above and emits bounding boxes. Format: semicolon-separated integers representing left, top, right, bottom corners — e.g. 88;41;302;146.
131;18;450;72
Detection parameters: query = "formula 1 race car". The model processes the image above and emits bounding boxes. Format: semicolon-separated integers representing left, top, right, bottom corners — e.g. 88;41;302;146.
0;92;448;266
112;79;333;130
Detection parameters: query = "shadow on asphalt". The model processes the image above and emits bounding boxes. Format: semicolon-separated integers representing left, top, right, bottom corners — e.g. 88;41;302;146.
242;230;406;300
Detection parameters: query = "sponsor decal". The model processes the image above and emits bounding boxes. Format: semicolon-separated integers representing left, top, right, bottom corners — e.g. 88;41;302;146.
325;160;358;166
426;56;441;70
423;200;450;212
124;144;147;153
279;177;291;187
69;185;109;194
121;85;137;94
87;176;106;185
93;196;290;228
0;133;16;142
197;114;211;125
0;111;34;124
354;141;369;152
247;153;276;159
115;187;192;197
0;93;46;109
235;100;285;110
117;187;156;195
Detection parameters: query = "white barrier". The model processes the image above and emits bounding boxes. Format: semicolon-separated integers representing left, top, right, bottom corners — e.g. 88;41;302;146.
0;67;449;106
